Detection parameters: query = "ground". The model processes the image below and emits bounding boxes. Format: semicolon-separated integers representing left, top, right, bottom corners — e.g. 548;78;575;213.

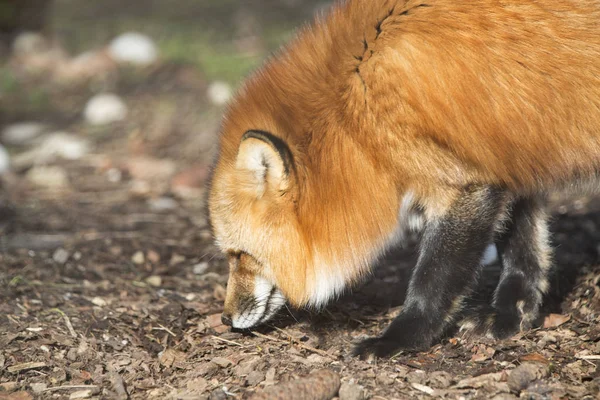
0;1;599;399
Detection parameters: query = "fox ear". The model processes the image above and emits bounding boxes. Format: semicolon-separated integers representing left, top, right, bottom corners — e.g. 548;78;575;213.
235;130;294;196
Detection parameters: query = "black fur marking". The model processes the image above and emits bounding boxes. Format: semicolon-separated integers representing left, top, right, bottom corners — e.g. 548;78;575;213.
242;130;295;178
354;186;504;358
489;197;551;337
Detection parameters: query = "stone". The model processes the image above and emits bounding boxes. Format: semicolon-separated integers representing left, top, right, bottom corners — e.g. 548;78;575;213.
207;81;232;106
131;251;145;265
1;122;45;145
52;248;70;264
13;32;48;55
26;166;69;189
84;93;127;125
0;144;9;174
108;32;158;66
145;275;162;287
193;262;209;275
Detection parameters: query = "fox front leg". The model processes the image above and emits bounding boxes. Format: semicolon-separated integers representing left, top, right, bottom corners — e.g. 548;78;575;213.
354;185;507;358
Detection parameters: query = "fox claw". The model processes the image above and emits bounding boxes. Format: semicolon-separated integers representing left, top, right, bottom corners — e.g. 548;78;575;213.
353;336;425;359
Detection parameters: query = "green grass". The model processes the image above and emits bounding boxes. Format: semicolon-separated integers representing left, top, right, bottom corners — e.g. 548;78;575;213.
49;0;308;85
157;31;263;84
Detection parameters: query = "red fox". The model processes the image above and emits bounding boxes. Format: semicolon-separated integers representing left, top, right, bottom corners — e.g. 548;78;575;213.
208;0;600;357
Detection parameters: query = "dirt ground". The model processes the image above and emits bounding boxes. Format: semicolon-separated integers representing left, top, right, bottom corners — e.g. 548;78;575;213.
1;1;600;400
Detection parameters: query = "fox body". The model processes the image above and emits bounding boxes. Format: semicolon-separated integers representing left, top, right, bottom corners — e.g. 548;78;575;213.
208;0;600;357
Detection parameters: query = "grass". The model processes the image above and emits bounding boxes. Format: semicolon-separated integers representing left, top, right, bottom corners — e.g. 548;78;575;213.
49;0;316;84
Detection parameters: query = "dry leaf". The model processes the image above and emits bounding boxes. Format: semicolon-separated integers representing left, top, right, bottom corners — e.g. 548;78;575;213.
520;353;549;364
543;314;570;329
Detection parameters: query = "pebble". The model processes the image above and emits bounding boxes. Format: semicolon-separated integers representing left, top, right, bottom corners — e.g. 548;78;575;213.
13;32;48;55
11;133;90;171
0;144;9;174
84;93;127;125
1;122;46;145
52;248;70;264
207;81;232;106
145;275;162;287
193;262;209;275
91;297;107;307
26;166;69;189
131;251;145;265
148;196;178;211
338;382;366;400
40;132;90;160
108;32;158;66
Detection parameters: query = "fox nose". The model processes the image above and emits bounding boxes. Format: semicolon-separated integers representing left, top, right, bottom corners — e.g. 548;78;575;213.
221;313;232;326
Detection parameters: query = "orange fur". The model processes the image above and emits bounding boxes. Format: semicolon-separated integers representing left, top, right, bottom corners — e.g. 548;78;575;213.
209;0;600;314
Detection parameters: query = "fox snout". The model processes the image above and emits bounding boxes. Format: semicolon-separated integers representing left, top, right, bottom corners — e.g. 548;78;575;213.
222;269;287;329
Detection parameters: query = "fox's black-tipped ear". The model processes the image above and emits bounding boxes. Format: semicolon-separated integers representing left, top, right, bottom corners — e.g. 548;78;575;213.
235;130;294;196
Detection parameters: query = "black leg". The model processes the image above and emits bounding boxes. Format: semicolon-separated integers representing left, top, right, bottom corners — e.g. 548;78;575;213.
460;197;552;338
492;197;551;337
354;185;506;358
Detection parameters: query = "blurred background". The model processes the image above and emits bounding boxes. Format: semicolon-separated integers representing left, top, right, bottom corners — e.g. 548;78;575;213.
0;0;328;178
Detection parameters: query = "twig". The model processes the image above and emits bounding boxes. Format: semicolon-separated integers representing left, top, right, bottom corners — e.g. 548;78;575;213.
152;324;176;337
211;335;244;347
251;330;336;360
43;385;99;392
577;354;600;360
49;308;77;338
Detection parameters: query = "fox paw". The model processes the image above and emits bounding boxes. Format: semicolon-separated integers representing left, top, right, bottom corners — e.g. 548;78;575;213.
353;335;430;359
459;305;534;340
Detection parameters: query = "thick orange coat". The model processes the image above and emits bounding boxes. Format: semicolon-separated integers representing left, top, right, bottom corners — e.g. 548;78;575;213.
210;0;600;307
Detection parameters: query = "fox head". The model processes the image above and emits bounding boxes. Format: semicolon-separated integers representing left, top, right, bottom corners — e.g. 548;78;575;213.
208;120;408;329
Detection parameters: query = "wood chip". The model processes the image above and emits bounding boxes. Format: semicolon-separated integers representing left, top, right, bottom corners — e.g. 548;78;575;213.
249;369;340;400
7;361;47;373
411;382;435;395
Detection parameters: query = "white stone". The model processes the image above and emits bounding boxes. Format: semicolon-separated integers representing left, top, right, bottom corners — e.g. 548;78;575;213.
108;32;158;66
41;132;90;160
207;81;232;106
53;248;70;264
1;122;46;145
12;32;48;55
148;196;178;211
193;262;209;275
26;166;69;189
84;93;127;125
0;145;9;174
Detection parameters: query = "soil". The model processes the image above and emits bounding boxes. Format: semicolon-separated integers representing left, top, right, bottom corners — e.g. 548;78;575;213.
1;2;600;400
